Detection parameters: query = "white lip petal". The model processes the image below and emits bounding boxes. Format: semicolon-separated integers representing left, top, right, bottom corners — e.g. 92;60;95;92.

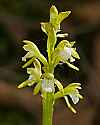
65;47;72;58
42;79;55;92
59;47;72;61
69;93;79;104
69;89;80;104
28;75;34;80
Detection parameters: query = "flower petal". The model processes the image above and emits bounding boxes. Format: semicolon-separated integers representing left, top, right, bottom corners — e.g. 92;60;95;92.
64;96;76;113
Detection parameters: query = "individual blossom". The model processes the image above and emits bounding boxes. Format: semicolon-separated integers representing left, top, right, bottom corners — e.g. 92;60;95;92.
22;40;48;66
18;59;42;95
51;40;80;71
54;83;83;113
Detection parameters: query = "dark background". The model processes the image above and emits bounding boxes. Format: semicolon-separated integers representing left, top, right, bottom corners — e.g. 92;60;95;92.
0;0;100;125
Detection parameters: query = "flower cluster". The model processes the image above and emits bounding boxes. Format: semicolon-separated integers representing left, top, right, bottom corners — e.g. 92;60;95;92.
18;5;83;113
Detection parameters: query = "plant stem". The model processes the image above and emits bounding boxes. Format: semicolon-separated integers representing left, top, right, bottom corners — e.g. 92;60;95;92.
42;92;54;125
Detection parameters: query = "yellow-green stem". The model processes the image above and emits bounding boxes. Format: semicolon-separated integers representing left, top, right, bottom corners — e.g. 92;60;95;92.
42;92;54;125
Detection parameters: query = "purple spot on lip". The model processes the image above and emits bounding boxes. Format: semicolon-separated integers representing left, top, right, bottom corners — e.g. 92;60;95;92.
77;47;80;52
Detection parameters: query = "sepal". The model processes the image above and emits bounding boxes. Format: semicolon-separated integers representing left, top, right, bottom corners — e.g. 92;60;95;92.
18;80;30;88
66;61;79;71
50;6;58;27
41;22;50;35
64;96;76;113
57;11;71;25
33;81;41;95
54;79;63;91
22;57;35;68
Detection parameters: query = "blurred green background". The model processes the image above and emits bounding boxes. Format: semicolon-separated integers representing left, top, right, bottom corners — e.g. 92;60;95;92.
0;0;100;125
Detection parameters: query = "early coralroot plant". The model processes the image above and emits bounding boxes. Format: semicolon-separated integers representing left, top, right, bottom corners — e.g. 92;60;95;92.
18;5;83;125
